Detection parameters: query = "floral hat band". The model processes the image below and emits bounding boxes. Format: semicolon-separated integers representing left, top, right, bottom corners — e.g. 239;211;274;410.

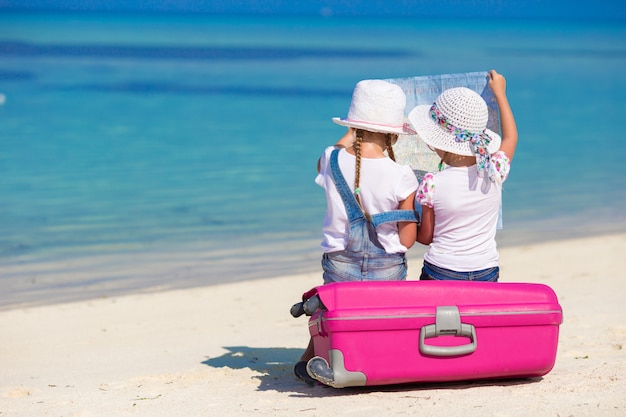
429;102;491;147
429;102;498;183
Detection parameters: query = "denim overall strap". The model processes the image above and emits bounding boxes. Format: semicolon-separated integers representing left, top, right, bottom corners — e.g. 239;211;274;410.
330;149;420;228
329;148;366;223
371;210;420;228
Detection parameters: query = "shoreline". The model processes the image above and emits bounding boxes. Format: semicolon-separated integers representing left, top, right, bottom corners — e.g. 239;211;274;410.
2;226;626;311
1;232;624;416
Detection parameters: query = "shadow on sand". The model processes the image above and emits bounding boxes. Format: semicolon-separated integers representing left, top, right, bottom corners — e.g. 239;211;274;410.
202;345;542;398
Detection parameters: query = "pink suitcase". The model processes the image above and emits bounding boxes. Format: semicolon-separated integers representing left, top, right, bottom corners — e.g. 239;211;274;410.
296;280;562;388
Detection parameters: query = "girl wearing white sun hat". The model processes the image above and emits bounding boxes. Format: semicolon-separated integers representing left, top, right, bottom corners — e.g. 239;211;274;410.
408;69;518;282
319;79;418;269
294;79;419;385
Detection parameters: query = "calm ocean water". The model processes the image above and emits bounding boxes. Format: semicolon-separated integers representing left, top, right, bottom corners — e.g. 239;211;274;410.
1;12;625;308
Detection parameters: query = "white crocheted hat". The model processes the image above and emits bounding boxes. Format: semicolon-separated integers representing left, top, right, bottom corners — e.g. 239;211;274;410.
333;79;411;135
407;87;501;156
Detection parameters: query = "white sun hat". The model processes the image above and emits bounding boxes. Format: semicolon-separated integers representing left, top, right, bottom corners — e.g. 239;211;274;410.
333;79;412;135
407;87;501;156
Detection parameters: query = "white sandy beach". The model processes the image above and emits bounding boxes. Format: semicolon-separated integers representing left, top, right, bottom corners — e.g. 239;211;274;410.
1;233;625;416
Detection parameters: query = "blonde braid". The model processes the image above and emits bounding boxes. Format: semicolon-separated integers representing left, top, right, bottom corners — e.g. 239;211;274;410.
354;130;363;206
385;134;396;162
353;130;370;220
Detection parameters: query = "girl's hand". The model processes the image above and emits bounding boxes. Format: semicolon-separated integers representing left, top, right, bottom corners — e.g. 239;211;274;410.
488;69;507;98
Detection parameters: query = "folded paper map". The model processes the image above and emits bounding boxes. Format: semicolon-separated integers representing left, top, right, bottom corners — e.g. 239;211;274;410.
388;71;501;181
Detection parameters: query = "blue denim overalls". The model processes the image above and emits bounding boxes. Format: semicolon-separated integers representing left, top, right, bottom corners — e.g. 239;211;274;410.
322;149;420;284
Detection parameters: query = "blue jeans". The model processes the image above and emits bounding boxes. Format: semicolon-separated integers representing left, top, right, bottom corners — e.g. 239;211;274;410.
419;260;499;282
322;149;418;284
323;252;407;283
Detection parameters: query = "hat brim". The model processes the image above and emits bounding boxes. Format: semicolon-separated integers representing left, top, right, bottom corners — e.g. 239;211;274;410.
332;117;411;135
407;105;501;157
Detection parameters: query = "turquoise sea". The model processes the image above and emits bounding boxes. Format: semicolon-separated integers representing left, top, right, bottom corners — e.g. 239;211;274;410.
1;12;625;309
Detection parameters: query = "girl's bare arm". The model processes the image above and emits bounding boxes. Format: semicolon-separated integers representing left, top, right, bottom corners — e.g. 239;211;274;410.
489;70;518;161
398;191;418;248
416;205;434;245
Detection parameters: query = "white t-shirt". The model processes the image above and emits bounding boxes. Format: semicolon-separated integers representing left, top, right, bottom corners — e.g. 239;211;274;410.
416;152;511;271
316;146;418;254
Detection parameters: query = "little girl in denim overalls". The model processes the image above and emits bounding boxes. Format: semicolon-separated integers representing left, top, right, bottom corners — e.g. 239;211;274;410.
294;79;419;385
409;70;519;282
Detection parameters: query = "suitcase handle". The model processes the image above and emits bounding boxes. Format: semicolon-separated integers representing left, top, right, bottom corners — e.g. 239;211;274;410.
419;306;477;357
